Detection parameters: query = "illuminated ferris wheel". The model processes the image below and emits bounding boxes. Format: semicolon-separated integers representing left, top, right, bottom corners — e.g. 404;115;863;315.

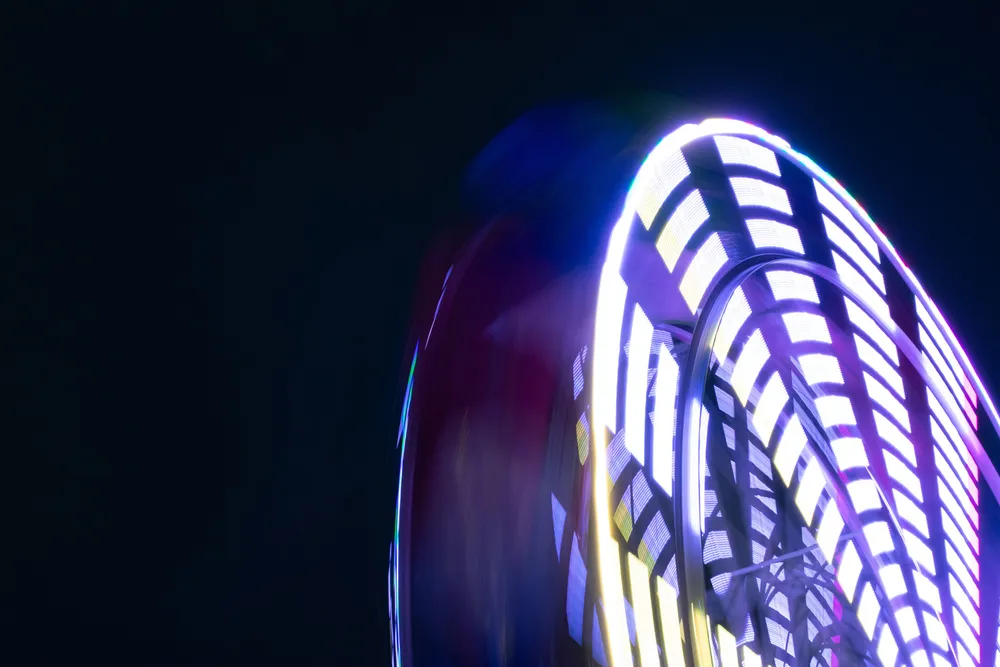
390;106;1000;667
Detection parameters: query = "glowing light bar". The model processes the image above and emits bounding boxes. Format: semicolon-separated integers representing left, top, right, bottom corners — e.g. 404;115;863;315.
655;577;685;667
855;334;905;396
950;574;980;629
713;286;752;362
715;135;782;175
823;214;886;293
877;626;899;667
834;251;891;322
845;297;899;364
717;624;739;667
857;583;880;638
903;530;936;574
932;421;978;501
884;451;923;501
795;457;825;524
773;414;807;484
895;606;920;642
595;270;628;431
731;329;770;406
833;436;869;470
864;373;911;432
782;311;832;344
946;542;978;603
847;479;883;514
656;190;711;271
925;611;949;648
873;411;916;466
766;270;820;304
913;569;941;612
798;353;844;386
634;148;691;229
916;300;976;404
625;305;654;465
864;521;894;556
753;372;789;446
927;390;974;474
627;554;659;667
938;474;978;530
837;540;863;602
814;395;857;429
920;324;975;423
598;535;633;667
816;500;845;563
942;512;978;579
680;232;729;313
952;608;980;659
653;344;678;496
746;218;804;254
730;176;793;214
814;180;880;259
741;645;763;667
879;563;907;600
892;490;929;538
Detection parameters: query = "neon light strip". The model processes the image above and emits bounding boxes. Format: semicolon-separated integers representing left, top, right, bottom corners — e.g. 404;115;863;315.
856;333;905;395
625;305;654;464
392;342;419;667
823;215;886;293
653;344;679;496
730;177;793;214
714;135;781;175
627;554;659;667
657;190;711;271
833;251;891;322
679;233;729;313
746;218;804;254
814;180;880;260
766;270;820;303
655;577;685;667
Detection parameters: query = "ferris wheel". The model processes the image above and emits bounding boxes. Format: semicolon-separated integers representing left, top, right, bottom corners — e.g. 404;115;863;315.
390;107;1000;667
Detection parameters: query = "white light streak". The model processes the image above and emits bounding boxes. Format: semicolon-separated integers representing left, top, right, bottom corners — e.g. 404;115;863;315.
653;344;678;497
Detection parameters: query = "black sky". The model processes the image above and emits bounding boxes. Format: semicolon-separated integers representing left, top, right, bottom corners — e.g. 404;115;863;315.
7;1;1000;664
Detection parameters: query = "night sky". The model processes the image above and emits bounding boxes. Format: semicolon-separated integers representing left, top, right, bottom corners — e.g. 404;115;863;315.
8;2;1000;664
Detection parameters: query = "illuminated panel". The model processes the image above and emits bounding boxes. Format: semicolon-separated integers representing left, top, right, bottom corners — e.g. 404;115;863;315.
847;479;882;514
773;414;807;484
746;218;804;254
730;329;770;406
857;583;880;639
782;311;832;344
627;554;659;667
795;457;825;524
927;390;976;475
814;179;879;259
823;214;886;293
833;251;891;322
837;540;863;602
833;437;869;471
713;286;752;362
653;344;679;496
916;300;976;405
766;270;820;303
896;607;920;642
877;624;900;667
717;624;739;667
913;570;942;612
873;411;916;466
856;334;906;395
884;451;923;501
679;232;729;313
879;563;908;600
655;577;685;667
595;270;628;431
714;135;781;175
893;490;929;538
656;190;711;271
730;176;793;214
863;521;894;556
816;501;845;563
798;353;844;386
634;148;690;229
814;395;857;429
864;373;910;432
845;297;899;364
625;305;654;464
742;645;763;667
920;324;975;423
752;371;788;446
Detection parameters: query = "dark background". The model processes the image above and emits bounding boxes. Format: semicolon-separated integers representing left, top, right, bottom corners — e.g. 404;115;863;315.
7;1;999;664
